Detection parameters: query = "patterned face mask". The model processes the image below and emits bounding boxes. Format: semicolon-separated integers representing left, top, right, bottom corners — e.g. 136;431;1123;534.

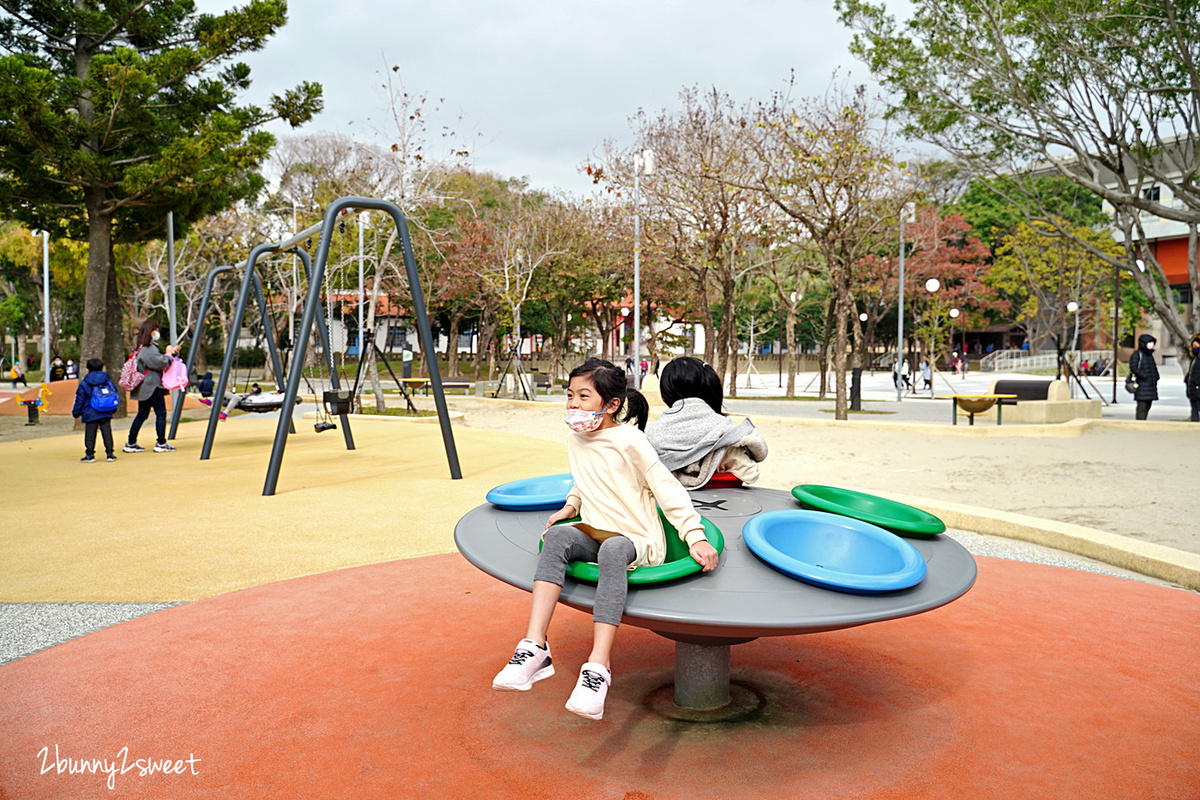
564;408;605;434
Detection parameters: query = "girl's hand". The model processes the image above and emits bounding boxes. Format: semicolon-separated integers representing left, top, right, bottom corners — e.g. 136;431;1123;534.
545;504;578;530
689;541;719;572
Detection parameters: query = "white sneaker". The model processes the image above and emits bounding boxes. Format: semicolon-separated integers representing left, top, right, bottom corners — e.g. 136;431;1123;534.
492;639;554;691
565;662;610;720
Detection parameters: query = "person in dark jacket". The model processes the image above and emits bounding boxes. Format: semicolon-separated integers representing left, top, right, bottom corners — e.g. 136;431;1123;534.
125;319;181;453
1129;333;1160;420
1185;334;1200;423
72;358;117;462
198;371;215;398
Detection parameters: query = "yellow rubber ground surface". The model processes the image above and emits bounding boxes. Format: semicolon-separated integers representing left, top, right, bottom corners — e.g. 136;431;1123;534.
0;416;566;601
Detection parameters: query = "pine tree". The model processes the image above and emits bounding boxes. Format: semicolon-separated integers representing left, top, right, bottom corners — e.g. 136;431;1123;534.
0;0;322;373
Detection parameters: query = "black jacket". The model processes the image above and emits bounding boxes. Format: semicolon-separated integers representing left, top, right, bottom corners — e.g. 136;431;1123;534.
1185;335;1200;399
1129;334;1160;401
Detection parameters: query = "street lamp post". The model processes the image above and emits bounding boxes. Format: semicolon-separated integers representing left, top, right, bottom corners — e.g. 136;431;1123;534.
620;307;630;362
37;229;49;377
895;205;913;402
949;307;960;382
632;149;654;389
921;277;940;388
166;211;180;412
1113;265;1120;403
1065;299;1084;393
167;211;177;346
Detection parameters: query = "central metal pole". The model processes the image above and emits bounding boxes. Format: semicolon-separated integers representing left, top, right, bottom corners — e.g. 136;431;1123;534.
674;642;731;710
40;231;49;374
167;211;179;414
167;211;177;346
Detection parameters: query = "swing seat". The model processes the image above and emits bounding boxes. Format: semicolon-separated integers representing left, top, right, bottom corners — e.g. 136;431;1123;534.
235;392;300;413
544;508;724;586
323;389;353;416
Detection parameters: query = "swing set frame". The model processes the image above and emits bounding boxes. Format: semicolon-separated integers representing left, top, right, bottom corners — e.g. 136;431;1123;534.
263;196;461;495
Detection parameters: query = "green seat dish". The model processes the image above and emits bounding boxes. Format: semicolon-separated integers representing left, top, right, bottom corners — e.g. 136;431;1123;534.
545;508;724;585
791;484;946;538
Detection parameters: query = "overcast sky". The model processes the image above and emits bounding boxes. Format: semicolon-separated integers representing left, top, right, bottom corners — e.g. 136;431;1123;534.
200;0;882;197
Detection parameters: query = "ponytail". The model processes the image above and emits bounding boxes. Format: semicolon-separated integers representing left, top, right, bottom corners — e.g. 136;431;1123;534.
621;389;649;431
568;358;650;431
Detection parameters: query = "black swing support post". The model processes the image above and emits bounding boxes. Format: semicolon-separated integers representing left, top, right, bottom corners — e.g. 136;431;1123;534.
263;197;462;496
200;246;325;460
292;247;354;447
168;264;233;440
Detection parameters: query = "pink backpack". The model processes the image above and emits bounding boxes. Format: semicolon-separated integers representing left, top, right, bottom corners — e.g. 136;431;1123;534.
118;347;148;392
161;356;189;390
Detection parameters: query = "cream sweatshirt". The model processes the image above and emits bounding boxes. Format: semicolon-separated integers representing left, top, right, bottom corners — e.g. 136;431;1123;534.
563;424;706;568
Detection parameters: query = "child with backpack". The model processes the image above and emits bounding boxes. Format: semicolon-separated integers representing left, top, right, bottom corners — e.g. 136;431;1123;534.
72;358;120;463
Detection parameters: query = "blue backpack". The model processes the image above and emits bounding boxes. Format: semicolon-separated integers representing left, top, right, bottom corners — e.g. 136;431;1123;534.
89;380;120;413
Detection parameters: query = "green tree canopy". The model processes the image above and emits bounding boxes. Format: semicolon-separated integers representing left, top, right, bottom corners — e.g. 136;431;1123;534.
0;0;322;371
838;0;1200;345
956;176;1108;254
988;219;1126;353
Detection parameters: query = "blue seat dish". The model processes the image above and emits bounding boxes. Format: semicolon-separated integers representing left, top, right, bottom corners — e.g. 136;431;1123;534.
486;473;574;511
743;510;927;594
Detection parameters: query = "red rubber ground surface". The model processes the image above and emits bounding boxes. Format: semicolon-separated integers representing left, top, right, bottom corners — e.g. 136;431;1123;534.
1;553;1197;799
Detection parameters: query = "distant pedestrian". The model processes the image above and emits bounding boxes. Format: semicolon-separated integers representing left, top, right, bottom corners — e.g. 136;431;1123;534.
72;358;118;463
1185;334;1200;423
48;357;66;382
198;371;214;398
65;359;79;380
901;358;912;392
9;362;27;387
919;359;931;391
1129;333;1160;420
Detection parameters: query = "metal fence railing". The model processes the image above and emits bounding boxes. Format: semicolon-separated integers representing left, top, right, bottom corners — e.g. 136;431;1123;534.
979;349;1114;372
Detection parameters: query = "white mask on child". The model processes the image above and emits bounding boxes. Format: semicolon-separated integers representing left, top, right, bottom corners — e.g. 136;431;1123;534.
564;408;604;434
152;331;160;341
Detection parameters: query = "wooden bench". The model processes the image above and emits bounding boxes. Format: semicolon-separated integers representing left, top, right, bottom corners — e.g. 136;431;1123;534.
992;379;1056;404
987;379;1101;423
438;377;473;394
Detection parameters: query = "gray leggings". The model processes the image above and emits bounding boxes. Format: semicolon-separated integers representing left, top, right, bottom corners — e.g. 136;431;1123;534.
535;526;636;627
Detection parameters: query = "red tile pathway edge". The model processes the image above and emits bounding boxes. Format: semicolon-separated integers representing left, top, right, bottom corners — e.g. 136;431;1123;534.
1;553;1197;799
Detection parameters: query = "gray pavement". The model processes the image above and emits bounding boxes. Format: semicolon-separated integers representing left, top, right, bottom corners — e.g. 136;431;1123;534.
719;367;1194;423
